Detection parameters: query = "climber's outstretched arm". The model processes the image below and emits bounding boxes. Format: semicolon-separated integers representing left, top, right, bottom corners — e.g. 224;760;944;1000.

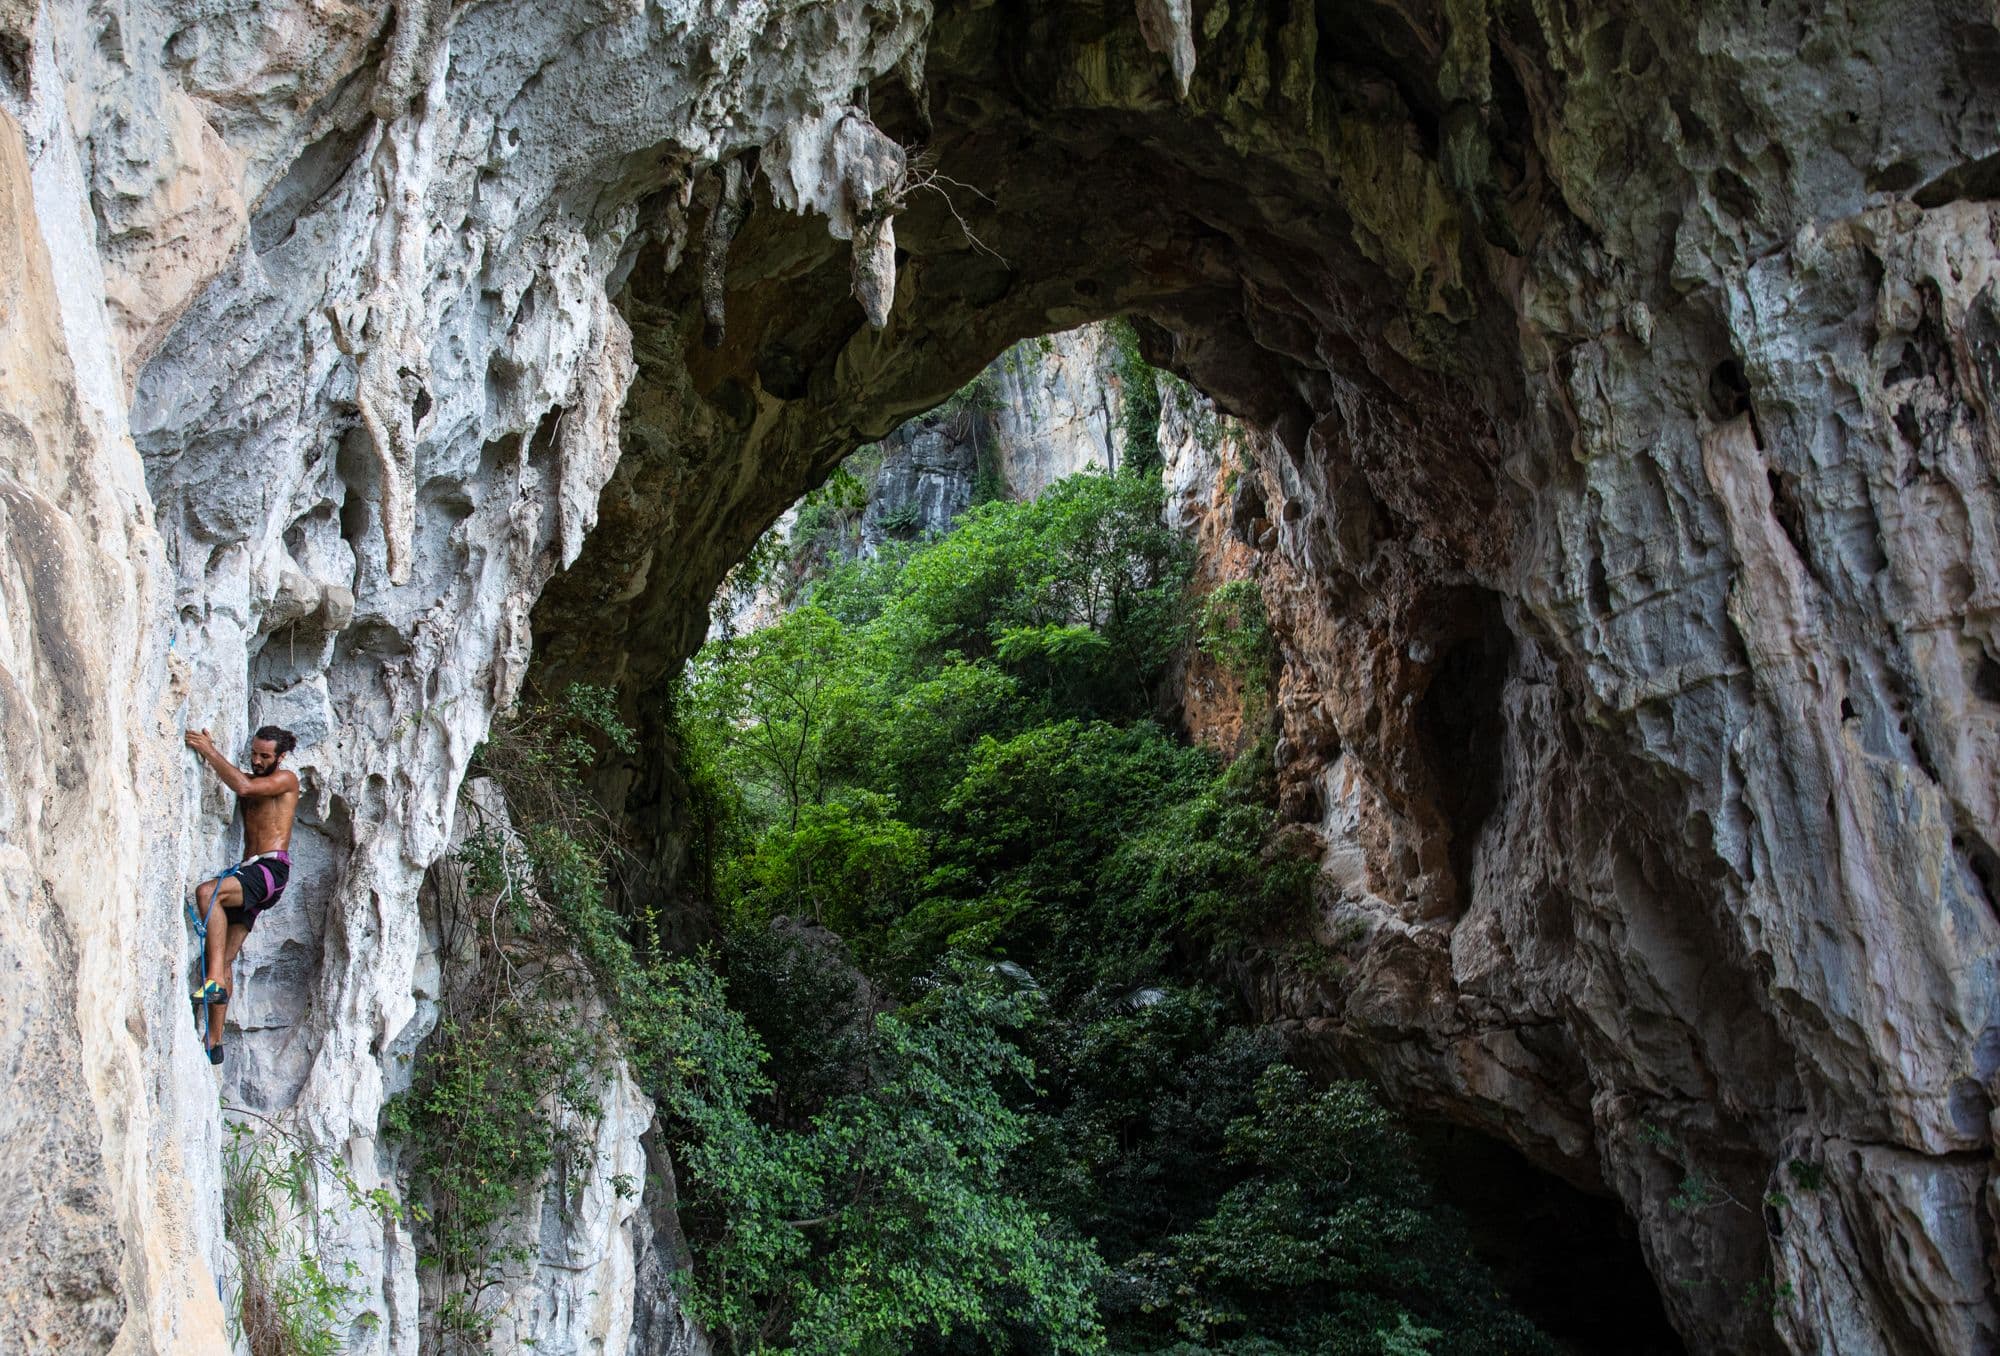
184;729;297;799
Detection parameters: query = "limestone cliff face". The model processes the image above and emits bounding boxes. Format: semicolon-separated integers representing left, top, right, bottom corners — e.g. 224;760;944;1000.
8;0;2000;1353
1139;33;2000;1353
857;324;1134;553
1159;382;1261;760
983;325;1132;498
0;98;207;1354
2;0;923;1350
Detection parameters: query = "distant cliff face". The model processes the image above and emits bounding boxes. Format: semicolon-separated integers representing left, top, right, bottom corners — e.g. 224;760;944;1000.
854;325;1133;556
8;0;2000;1352
711;326;1131;632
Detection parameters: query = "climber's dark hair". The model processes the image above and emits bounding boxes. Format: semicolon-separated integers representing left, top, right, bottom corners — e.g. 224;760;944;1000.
254;725;297;756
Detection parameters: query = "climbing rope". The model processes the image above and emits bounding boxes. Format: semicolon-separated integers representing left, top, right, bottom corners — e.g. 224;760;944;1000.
187;865;239;1046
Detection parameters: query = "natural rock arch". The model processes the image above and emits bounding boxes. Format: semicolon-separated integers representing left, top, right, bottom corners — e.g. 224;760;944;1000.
531;5;2000;1352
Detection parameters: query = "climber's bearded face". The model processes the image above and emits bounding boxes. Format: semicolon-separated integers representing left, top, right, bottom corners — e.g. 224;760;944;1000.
249;738;281;776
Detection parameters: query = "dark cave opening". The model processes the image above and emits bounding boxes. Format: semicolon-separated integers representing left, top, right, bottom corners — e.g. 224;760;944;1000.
1414;1121;1687;1356
1415;593;1515;910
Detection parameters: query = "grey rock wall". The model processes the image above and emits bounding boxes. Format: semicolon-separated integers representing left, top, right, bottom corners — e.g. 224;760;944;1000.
1;0;926;1350
984;325;1128;498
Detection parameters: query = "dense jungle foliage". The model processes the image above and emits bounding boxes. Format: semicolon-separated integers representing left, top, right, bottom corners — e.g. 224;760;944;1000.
389;469;1553;1355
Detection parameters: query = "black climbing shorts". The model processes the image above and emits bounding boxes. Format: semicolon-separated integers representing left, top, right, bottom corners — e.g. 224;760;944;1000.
224;854;291;932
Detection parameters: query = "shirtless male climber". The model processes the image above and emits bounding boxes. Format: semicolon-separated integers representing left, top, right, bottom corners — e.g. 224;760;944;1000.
185;725;300;1065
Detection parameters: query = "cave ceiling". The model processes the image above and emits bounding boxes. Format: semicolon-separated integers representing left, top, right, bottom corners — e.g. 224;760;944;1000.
533;0;1539;696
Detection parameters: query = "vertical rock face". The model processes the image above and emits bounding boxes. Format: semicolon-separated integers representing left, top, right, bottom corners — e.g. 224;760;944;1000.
856;325;1134;554
0;99;207;1354
3;0;925;1351
983;325;1130;498
1139;43;2000;1355
1158;379;1263;759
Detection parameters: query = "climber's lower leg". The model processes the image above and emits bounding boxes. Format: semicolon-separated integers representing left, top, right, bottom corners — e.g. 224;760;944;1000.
207;924;249;1051
198;875;242;989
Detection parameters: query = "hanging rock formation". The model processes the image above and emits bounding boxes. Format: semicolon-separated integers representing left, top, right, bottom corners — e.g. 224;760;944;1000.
5;0;2000;1353
2;0;924;1349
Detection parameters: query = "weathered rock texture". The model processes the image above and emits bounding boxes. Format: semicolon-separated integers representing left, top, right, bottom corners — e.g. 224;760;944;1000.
8;0;2000;1352
982;325;1133;498
3;0;923;1351
530;5;2000;1353
0;97;218;1355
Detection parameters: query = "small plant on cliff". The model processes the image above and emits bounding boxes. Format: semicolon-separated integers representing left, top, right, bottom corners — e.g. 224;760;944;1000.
793;463;873;555
1108;318;1164;475
1197;577;1277;711
938;369;1003;430
879;500;924;537
221;1113;400;1356
1637;1121;1756;1219
464;682;634;854
383;829;612;1350
384;683;640;1349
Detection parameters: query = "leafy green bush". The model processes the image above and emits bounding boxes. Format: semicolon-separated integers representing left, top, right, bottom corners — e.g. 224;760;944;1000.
862;472;1191;717
383;1005;604;1345
793;464;872;551
725;793;928;940
684;606;860;829
1197;579;1277;708
678;963;1106;1355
